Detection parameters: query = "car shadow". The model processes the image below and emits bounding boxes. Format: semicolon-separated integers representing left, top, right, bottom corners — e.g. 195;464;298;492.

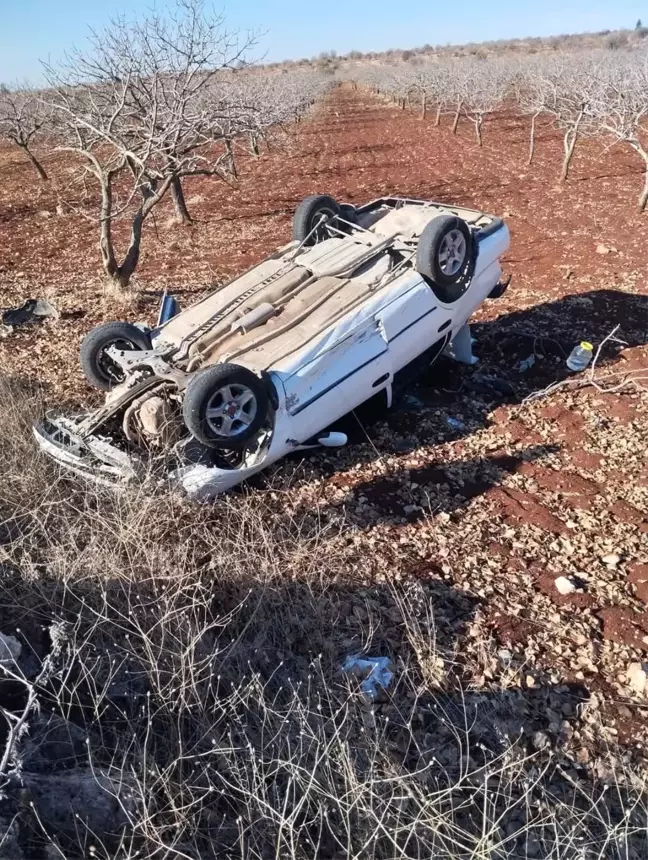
341;286;644;429
328;445;559;526
271;287;647;517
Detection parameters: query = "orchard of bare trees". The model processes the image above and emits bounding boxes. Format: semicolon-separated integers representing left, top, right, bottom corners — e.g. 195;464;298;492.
0;0;333;289
4;9;648;289
347;49;648;211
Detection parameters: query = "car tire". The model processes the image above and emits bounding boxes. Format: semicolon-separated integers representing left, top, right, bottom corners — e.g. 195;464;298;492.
182;364;269;449
416;216;475;300
292;194;340;245
80;321;152;391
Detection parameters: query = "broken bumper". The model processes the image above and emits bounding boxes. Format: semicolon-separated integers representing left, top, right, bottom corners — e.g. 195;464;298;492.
33;413;282;499
33;415;139;486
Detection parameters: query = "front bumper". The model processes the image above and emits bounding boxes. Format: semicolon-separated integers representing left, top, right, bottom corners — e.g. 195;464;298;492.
33;415;139;486
33;412;287;499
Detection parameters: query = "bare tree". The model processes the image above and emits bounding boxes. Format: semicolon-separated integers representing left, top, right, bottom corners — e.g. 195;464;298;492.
514;62;548;166
43;0;256;288
0;86;50;181
460;63;506;146
541;57;599;182
591;53;648;211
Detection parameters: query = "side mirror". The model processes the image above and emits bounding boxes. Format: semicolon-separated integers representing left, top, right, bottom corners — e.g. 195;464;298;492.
157;291;180;326
317;432;348;448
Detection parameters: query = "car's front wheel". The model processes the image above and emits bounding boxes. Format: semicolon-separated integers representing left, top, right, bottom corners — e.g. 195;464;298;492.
182;364;269;449
80;321;152;391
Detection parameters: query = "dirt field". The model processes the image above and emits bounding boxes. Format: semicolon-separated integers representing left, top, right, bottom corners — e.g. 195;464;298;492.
1;85;648;766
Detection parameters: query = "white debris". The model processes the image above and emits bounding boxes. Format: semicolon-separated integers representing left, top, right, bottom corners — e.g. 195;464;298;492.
0;632;21;666
601;553;621;568
627;663;647;696
596;244;612;255
554;576;577;596
498;649;513;668
342;654;394;700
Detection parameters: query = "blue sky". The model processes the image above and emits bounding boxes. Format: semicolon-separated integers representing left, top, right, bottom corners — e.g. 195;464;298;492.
0;0;645;83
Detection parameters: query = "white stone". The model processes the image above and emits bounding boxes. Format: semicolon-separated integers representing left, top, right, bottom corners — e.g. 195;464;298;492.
627;663;647;696
601;553;621;567
555;576;577;596
0;632;21;666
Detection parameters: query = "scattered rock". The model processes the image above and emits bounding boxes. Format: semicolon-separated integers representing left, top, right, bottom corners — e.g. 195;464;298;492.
531;730;550;750
595;244;612;255
575;747;590;764
627;663;647;696
22;770;139;850
628;563;648;604
554;576;577;596
0;632;21;666
498;649;513;668
601;553;621;568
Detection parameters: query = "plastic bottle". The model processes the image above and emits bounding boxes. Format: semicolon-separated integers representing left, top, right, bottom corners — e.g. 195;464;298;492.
566;341;594;373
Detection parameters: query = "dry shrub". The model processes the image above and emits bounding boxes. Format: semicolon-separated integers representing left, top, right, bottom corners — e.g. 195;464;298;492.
1;375;647;859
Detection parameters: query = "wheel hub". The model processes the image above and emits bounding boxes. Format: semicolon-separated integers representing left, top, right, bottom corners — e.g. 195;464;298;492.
204;383;258;438
438;230;467;276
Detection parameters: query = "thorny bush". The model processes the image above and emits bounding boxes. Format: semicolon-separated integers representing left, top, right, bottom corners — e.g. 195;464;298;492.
0;377;647;859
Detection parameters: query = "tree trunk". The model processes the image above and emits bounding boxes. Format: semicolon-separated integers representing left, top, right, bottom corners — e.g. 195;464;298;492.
452;103;462;134
19;143;48;181
475;116;483;147
634;148;648;212
435;104;442;126
639;169;648;212
114;209;146;287
561;130;578;182
225;139;238;180
420;92;427;120
560;109;584;182
170;175;191;224
249;133;260;156
99;172;119;283
527;113;538;166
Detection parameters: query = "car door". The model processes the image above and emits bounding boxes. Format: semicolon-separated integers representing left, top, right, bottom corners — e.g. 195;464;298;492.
376;277;453;374
279;321;391;442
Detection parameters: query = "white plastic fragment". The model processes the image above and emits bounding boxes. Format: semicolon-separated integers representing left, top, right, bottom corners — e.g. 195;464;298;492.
554;576;577;596
342;654;394;700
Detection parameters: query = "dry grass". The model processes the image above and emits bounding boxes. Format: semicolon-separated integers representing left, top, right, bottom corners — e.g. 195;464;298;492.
0;376;647;860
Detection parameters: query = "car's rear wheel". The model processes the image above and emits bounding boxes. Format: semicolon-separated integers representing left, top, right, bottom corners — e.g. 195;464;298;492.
292;194;340;245
416;216;475;301
80;322;152;391
182;364;269;449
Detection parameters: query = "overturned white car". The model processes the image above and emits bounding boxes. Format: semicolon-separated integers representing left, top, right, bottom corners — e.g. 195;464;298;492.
34;195;510;498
